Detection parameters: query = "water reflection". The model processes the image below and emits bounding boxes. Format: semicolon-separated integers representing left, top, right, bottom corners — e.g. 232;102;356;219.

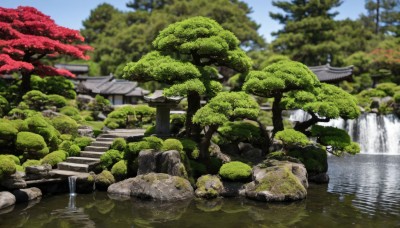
328;154;400;217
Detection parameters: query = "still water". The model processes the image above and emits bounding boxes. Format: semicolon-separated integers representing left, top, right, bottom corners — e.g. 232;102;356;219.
0;154;399;227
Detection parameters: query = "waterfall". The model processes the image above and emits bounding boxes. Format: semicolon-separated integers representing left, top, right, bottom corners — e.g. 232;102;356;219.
289;110;400;154
68;176;77;196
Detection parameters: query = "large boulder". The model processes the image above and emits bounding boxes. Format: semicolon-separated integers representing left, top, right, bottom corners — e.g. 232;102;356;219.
25;165;52;180
243;160;308;202
12;187;42;203
137;150;157;175
108;173;194;201
0;191;16;210
1;172;27;189
137;150;187;178
195;175;224;199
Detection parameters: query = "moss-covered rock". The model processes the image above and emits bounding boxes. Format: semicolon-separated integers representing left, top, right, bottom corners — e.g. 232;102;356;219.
243;159;308;202
51;115;79;135
0;121;18;145
108;173;194;201
111;160;127;181
143;136;163;151
41;150;67;167
68;144;81;157
95;170;115;191
218;161;252;182
22;159;41;169
21;115;60;151
16;132;49;159
0;155;20;166
47;94;67;108
195;175;224;199
162;139;183;152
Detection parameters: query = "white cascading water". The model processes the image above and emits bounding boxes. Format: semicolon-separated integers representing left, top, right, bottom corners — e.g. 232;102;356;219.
289;110;400;154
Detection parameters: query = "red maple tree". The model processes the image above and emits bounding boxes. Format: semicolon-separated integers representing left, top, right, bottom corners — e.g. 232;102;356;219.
0;6;93;94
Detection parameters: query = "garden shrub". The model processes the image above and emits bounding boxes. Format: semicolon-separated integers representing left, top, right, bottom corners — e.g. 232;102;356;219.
0;121;18;147
60;134;73;141
217;121;262;145
0;154;20;165
16;132;49;159
143;136;163;151
287;146;328;174
180;138;199;159
95;170;115;191
344;142;361;155
21;115;60;150
60;106;80;117
74;136;94;150
124;141;151;161
275;129;309;148
100;149;123;170
68;144;81;157
7;107;37;120
104;105;155;129
0;95;9;117
59;140;73;151
31;76;76;99
22;90;48;110
162;139;183;152
311;125;351;149
111;138;127;151
51;115;79;135
218;161;252;181
170;113;185;134
394;92;400;103
144;125;155;136
41;150;68;167
0;157;16;180
47;94;67;108
376;82;397;96
22;159;41;169
111;160;127;181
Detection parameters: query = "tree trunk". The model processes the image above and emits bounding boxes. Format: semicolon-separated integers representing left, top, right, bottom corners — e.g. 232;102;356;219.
255;119;271;155
186;91;201;141
294;112;330;135
376;0;380;34
272;94;284;136
199;125;217;163
21;71;31;97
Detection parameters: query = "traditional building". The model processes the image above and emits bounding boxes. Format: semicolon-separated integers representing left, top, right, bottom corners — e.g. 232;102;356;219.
76;75;149;105
308;64;354;83
54;63;89;75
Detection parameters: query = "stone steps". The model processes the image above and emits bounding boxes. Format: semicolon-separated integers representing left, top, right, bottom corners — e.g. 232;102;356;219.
66;157;100;164
80;151;105;159
84;146;109;152
58;162;89;173
90;141;113;147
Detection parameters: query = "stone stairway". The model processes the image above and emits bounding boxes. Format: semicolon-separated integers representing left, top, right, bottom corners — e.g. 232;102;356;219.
56;134;119;173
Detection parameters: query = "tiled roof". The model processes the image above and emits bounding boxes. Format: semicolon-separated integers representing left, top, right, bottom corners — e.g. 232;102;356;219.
54;63;89;74
78;75;145;97
308;64;353;82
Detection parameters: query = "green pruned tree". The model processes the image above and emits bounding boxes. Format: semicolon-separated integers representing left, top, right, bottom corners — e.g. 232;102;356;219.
192;91;259;161
124;17;252;139
270;0;342;65
243;60;320;134
363;0;400;36
244;60;360;138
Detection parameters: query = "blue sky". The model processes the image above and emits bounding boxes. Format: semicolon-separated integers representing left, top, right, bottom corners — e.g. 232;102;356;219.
1;0;366;42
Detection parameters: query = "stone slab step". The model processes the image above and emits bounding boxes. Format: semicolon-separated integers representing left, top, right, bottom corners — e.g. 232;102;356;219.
90;141;113;147
98;134;120;139
66;157;100;164
49;170;90;178
58;162;89;172
95;138;115;142
85;146;109;152
80;151;104;158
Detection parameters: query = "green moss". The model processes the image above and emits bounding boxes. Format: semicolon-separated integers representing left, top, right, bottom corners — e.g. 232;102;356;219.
255;166;306;195
0;157;16;180
143;136;163;150
60;106;80;117
22;115;60;150
0;121;18;141
68;144;81;157
0;95;9;117
60;134;72;141
100;149;123;170
0;154;20;165
22;159;41;169
111;138;127;151
111;160;127;180
41;150;67;167
196;175;223;198
218;161;252;181
16;131;49;159
95;170;115;191
144;125;155;136
74;136;94;150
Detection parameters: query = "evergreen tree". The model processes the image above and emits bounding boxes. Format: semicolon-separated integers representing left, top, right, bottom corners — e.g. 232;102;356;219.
364;0;400;36
270;0;342;66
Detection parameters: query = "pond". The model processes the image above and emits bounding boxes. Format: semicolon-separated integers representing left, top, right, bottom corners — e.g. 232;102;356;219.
1;154;399;227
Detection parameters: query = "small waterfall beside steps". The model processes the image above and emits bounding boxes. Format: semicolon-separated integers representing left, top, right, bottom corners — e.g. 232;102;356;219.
289;110;400;154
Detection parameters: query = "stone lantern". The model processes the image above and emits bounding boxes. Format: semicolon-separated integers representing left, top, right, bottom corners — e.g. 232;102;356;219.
144;90;182;137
